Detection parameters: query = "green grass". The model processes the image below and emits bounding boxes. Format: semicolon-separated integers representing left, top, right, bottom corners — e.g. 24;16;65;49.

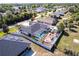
0;32;6;38
57;25;79;53
9;27;18;33
0;27;18;38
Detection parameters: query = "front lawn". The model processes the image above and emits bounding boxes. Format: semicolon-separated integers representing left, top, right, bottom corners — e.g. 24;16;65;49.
0;31;6;38
0;27;18;38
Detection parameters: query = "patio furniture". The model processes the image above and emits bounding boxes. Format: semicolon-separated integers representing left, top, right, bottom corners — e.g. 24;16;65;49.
44;33;54;43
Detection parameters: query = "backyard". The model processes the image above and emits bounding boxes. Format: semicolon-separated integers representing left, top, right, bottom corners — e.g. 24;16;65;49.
57;25;79;53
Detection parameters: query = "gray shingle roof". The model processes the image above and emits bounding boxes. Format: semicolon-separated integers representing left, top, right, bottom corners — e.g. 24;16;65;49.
30;23;41;34
20;22;48;35
35;7;46;12
54;11;64;17
0;35;31;56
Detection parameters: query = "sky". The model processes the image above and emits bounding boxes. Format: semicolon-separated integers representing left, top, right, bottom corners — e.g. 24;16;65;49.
0;0;79;3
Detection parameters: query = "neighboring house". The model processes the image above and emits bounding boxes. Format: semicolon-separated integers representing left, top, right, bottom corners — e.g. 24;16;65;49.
35;7;46;13
0;12;6;17
53;6;63;9
37;16;57;25
12;6;20;14
53;6;67;17
56;7;66;12
50;11;64;24
53;11;64;19
0;35;34;56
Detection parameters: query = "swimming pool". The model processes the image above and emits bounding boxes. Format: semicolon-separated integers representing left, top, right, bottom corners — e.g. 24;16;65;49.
33;31;47;40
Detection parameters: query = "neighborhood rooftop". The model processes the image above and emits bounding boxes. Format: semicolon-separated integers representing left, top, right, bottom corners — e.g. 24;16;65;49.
35;7;46;12
0;35;31;56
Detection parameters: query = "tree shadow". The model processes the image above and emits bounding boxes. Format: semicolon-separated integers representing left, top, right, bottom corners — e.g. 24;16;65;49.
8;32;24;38
64;48;79;56
71;25;78;29
70;28;78;33
51;31;64;52
63;31;69;36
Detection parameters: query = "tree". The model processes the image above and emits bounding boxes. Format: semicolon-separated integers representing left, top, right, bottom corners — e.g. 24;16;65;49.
69;6;75;13
49;9;52;12
2;15;8;24
0;20;2;28
75;16;79;21
32;4;37;9
0;13;3;27
68;16;74;23
67;16;74;30
63;19;68;27
56;21;65;32
2;24;9;33
0;4;13;12
74;15;79;25
4;10;14;24
44;4;48;8
68;5;79;14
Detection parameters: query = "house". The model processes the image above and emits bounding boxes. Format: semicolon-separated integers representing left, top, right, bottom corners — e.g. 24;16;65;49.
53;11;64;19
0;35;33;56
37;16;58;25
35;7;46;13
20;22;49;36
19;22;62;51
53;7;67;18
12;6;20;14
56;7;66;12
53;6;63;9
